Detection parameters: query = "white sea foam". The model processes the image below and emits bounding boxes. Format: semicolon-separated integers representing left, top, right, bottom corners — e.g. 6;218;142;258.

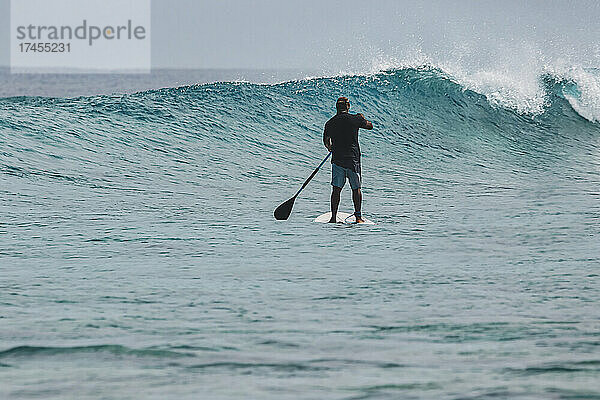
549;64;600;123
349;43;600;120
361;43;550;115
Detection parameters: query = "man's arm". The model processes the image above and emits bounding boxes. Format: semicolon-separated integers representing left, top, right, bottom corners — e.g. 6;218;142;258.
357;113;374;130
323;124;332;151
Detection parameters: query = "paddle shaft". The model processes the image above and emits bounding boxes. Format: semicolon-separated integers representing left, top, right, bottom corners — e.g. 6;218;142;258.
293;152;331;198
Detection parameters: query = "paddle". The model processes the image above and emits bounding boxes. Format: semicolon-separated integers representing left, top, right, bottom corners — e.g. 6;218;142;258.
274;152;332;220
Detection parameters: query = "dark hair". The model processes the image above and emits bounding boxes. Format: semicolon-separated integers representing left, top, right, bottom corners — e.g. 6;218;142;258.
336;97;349;112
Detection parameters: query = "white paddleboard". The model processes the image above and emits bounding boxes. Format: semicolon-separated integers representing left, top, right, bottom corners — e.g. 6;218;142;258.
314;212;375;225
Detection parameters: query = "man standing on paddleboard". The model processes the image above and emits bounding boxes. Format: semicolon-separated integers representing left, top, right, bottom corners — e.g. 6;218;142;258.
323;97;373;223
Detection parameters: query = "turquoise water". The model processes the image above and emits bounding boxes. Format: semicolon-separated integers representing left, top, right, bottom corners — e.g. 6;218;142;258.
1;68;600;399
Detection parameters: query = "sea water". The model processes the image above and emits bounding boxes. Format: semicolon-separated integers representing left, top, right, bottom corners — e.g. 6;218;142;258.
1;67;599;399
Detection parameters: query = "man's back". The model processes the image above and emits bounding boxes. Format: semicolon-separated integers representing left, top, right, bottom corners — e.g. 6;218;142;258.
324;112;370;172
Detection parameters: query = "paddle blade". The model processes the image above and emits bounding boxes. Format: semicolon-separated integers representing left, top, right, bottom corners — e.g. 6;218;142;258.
274;197;296;220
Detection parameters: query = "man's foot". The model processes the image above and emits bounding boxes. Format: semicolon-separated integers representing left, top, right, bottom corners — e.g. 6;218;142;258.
328;212;338;223
355;217;365;224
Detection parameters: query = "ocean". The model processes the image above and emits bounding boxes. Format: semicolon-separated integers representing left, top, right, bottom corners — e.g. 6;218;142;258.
1;66;599;399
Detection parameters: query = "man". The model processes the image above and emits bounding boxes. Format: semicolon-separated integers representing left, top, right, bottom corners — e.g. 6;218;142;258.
323;97;373;223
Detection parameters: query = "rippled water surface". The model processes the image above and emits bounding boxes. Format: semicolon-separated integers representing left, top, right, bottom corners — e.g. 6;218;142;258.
1;68;600;399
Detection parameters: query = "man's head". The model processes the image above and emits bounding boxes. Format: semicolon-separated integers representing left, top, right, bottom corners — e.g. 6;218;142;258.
336;97;350;113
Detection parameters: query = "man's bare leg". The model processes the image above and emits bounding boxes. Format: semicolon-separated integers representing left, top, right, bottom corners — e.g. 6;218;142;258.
329;186;342;223
352;188;364;223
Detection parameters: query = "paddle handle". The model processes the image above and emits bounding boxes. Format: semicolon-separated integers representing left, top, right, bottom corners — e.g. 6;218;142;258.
293;152;331;198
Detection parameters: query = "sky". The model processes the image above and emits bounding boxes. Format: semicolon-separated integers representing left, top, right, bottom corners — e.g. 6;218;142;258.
1;0;599;72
